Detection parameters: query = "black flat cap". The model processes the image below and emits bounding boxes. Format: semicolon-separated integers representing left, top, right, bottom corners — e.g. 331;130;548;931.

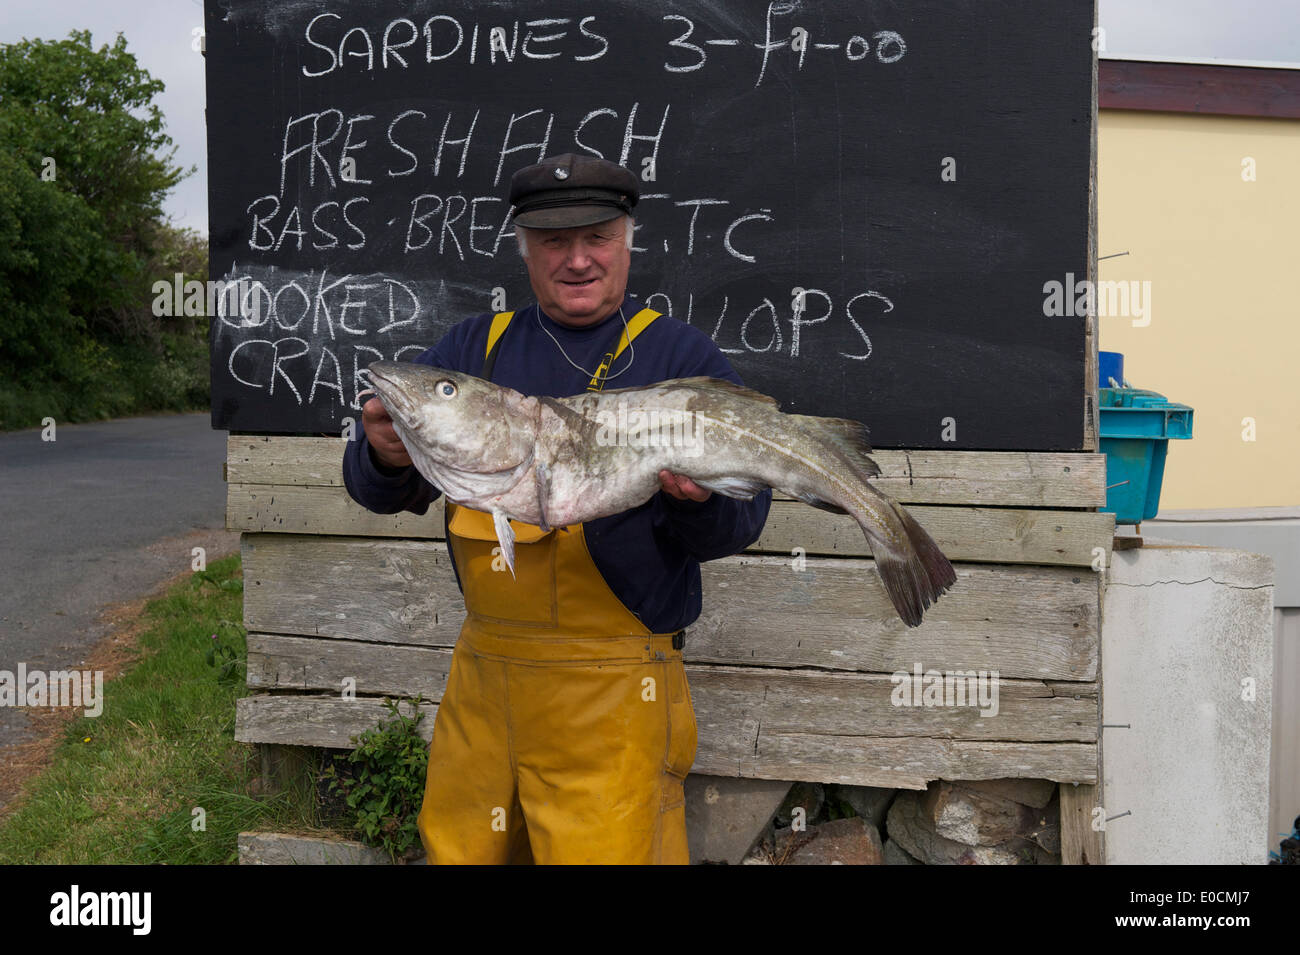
509;153;639;229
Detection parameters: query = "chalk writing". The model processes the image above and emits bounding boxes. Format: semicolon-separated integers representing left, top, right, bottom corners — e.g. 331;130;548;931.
635;287;890;360
207;0;1092;448
302;12;610;77
662;3;906;86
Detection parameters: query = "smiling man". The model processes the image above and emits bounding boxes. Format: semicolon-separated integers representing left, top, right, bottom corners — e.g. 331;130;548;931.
514;209;627;328
342;153;772;864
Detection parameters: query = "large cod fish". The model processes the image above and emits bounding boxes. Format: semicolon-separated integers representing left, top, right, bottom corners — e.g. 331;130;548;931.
365;361;957;628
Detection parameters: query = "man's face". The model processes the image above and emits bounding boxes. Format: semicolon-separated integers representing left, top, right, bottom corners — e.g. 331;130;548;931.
521;218;630;327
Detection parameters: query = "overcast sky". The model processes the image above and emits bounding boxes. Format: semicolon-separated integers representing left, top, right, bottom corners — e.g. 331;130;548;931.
2;0;1297;236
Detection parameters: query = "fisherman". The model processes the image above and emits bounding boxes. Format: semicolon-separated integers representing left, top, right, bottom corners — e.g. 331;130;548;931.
342;153;772;864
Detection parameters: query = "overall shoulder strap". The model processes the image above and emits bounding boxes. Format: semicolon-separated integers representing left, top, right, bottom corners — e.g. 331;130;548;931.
586;307;662;391
481;311;515;380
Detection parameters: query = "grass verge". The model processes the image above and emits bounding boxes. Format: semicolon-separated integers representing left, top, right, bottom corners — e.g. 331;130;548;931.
0;554;325;863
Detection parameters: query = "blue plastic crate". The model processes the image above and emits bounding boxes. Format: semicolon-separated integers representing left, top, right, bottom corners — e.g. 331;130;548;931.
1099;388;1194;523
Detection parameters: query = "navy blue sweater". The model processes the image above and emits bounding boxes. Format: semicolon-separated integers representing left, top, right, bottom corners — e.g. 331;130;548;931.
342;293;773;633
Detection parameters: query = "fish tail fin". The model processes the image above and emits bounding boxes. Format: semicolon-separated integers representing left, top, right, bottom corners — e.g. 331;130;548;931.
859;499;957;628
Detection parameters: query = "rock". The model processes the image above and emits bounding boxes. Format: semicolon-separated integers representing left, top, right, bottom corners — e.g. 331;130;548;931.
950;778;1058;809
239;831;404;864
776;817;885;865
775;781;825;827
684;774;792;864
883;839;924;865
886;790;1048;865
921;781;1040;846
829;784;896;827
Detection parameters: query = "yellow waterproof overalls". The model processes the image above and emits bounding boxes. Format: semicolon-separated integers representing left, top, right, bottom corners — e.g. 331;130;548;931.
416;308;699;864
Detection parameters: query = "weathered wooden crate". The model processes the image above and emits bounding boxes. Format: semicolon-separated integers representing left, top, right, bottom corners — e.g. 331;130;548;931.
228;436;1112;863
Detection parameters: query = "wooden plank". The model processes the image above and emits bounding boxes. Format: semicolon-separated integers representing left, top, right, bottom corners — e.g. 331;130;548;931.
256;743;316;799
241;534;466;647
249;628;1100;704
236;694;433;749
874;450;1104;507
1060;781;1106;864
662;556;1098;681
247;634;1097;745
227;483;1115;565
753;501;1113;567
1099;59;1300;120
227;483;445;538
234;694;1098;788
230;482;1115;568
243;535;1100;681
692;666;1095;744
228;435;1107;507
718;736;1098;789
247;633;452;697
227;434;350;487
1046;681;1098;699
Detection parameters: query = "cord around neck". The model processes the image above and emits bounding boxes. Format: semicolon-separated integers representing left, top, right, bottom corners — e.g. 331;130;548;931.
533;302;636;383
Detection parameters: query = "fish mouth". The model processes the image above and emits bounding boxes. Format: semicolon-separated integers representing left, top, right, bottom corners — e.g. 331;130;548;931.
365;370;421;428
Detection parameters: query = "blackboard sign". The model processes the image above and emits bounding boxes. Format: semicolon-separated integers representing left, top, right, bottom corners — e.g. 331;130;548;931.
205;0;1094;449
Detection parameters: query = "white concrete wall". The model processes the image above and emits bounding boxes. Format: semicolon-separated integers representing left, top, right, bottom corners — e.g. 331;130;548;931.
1101;542;1274;864
1143;508;1299;857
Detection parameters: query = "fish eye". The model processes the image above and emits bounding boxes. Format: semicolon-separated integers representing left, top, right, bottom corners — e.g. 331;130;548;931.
437;380;457;399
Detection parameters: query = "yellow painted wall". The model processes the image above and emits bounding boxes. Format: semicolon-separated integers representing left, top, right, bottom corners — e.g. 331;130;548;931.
1098;109;1300;509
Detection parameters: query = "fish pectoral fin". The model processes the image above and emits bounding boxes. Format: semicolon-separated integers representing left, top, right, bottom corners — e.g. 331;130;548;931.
492;510;517;578
690;476;769;500
534;461;552;532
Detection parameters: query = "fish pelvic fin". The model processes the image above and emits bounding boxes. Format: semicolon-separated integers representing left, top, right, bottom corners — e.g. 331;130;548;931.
792;490;850;515
690;475;769;500
860;498;957;628
492;509;517;579
791;414;881;482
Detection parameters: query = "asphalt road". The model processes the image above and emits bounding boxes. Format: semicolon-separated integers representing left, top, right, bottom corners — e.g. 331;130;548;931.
0;412;238;750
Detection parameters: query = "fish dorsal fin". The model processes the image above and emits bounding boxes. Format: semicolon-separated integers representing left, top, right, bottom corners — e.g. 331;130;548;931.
600;376;782;408
790;414;881;481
